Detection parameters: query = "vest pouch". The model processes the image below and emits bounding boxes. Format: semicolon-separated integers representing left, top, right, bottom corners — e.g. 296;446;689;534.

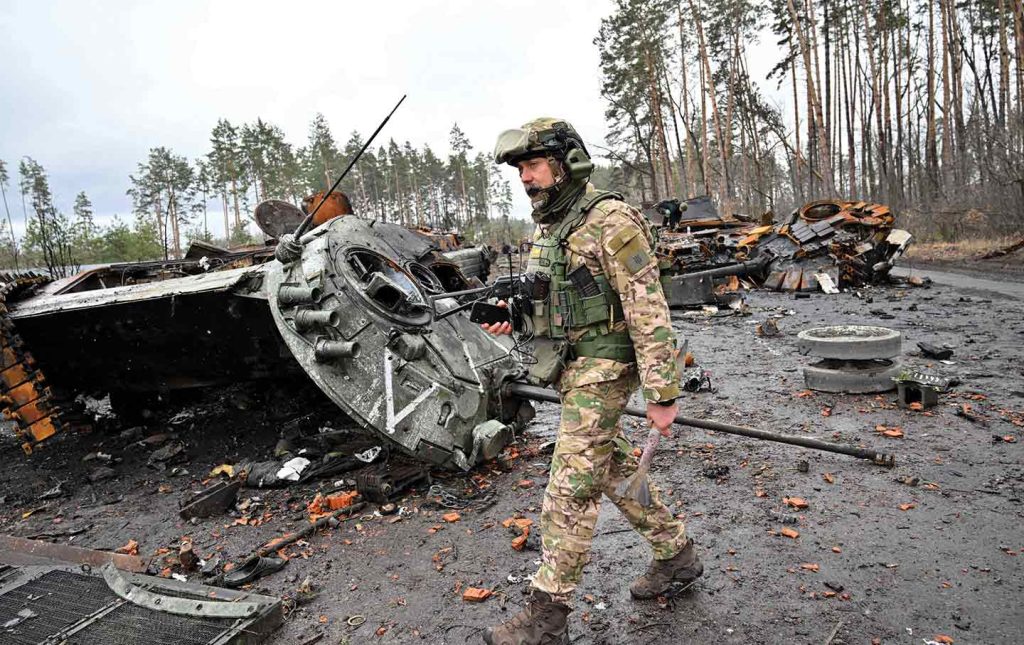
530;300;550;337
577;292;612;326
527;338;570;386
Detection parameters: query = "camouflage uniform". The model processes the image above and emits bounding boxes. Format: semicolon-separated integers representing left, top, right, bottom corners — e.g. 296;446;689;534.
528;185;687;602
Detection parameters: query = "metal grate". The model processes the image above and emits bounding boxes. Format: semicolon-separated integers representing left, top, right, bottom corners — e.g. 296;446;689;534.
0;570;116;644
66;602;238;645
0;566;278;645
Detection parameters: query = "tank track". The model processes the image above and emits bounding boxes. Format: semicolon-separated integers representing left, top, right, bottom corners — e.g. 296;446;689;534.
0;271;66;454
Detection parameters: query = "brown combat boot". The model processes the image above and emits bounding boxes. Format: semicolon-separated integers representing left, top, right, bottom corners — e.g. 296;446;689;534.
629;539;704;599
482;590;570;645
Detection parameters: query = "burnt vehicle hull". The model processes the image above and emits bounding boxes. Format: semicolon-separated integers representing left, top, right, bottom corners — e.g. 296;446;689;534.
3;220;524;468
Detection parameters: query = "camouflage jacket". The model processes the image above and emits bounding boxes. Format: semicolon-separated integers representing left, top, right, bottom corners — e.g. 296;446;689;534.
534;184;682;403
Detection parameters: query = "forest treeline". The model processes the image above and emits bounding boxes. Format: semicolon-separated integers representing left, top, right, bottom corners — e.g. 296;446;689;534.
0;118;525;276
2;0;1020;277
597;0;1022;240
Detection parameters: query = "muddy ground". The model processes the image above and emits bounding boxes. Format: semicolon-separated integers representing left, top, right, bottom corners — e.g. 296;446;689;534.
2;263;1022;645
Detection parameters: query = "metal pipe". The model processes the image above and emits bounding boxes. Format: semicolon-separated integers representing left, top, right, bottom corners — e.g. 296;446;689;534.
504;381;895;467
314;338;360;362
294;309;339;330
255;502;366;558
278;285;322;306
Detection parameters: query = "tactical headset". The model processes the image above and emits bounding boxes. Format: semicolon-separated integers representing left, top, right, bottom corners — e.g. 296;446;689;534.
539;122;594;181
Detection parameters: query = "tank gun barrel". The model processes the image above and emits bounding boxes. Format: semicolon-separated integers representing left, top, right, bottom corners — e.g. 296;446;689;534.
504;381;895;467
680;256;771;281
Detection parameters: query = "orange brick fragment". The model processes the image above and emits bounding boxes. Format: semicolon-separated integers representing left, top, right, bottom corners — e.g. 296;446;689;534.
783;497;809;509
501;517;533;532
326;491;358;510
115;539;139;555
780;527;800;539
442;512;461;523
462;587;493;602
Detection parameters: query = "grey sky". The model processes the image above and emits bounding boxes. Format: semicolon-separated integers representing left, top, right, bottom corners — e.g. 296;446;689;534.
0;0;784;236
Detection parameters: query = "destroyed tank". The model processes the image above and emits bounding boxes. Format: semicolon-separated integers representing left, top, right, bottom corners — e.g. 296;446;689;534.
1;211;528;469
651;197;913;306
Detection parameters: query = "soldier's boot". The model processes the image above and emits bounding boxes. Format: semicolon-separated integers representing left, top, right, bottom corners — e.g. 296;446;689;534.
482;590;570;645
629;539;704;599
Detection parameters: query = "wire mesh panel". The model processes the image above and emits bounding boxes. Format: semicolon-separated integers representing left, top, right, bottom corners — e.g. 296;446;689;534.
67;602;239;645
0;566;277;645
0;570;116;644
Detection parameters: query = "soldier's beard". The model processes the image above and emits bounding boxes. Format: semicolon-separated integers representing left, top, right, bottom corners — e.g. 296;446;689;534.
525;184;549;210
526;158;586;224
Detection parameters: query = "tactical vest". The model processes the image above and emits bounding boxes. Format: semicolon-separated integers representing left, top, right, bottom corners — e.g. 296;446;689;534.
526;190;637;363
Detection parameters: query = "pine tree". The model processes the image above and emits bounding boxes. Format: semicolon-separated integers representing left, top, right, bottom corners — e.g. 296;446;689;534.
0;160;18;268
209;119;244;237
19;158;77;277
128;148;194;259
304;113;341;193
72;191;97;262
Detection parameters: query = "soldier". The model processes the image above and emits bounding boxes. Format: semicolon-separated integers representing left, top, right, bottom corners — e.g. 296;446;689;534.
482;118;703;645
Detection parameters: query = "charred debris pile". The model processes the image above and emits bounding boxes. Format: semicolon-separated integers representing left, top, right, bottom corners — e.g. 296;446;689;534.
649;198;914;308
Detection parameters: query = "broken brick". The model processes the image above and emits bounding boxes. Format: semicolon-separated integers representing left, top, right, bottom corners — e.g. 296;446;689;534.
462;587;493;602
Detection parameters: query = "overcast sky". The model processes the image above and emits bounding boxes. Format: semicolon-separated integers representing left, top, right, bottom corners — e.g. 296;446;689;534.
0;0;782;235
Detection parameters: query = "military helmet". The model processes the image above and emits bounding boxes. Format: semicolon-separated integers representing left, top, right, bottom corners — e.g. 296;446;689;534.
493;118;591;166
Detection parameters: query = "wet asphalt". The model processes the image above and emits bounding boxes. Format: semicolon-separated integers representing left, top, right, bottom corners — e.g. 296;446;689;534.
1;264;1022;645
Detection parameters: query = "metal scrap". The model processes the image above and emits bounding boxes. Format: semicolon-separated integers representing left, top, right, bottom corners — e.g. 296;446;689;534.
179;480;241;520
0;535;149;572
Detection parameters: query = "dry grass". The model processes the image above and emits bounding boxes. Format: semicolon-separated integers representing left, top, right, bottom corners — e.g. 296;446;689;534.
904;235;1024;264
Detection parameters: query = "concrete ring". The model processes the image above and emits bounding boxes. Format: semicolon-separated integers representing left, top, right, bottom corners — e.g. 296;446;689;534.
803;358;903;393
797;325;902;360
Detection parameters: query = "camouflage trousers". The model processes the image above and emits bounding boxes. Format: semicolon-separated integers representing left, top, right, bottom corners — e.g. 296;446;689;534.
531;374;688;601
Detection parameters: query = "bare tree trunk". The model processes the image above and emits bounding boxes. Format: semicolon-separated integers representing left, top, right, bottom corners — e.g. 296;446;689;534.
940;0;954;186
230;177;241;233
997;0;1011;128
1014;0;1024;117
0;182;18;269
698;18;711;197
893;4;906;204
677;5;695;198
860;0;887;199
643;47;672;200
167;187;181;259
690;0;729;207
926;0;939;197
220;189;229;241
842;18;856;197
723;33;740;207
947;0;967;182
792;57;804;203
789;0;835;195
